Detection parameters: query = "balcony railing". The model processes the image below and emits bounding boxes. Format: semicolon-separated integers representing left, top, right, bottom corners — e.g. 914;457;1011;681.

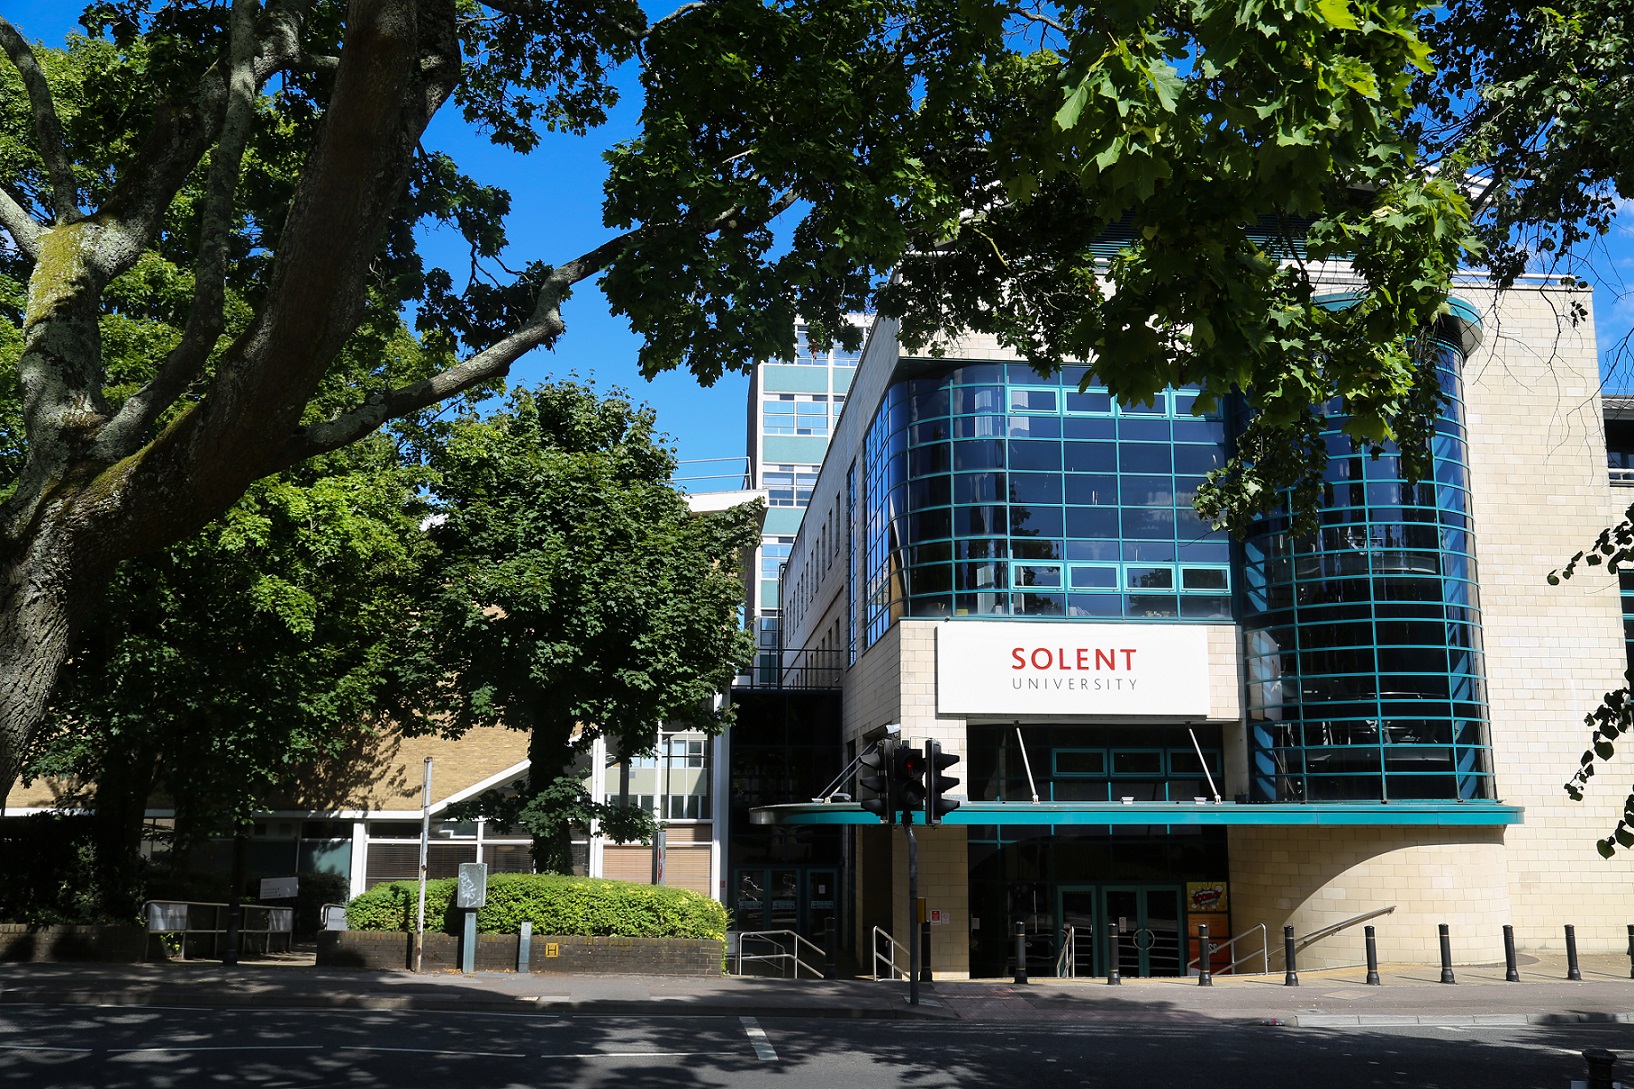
735;647;847;690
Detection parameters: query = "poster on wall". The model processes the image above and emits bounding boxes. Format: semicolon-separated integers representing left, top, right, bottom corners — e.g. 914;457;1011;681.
1186;881;1229;915
936;620;1212;716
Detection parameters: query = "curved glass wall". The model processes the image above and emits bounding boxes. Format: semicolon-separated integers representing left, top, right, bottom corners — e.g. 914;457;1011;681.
859;363;1231;648
1243;339;1493;802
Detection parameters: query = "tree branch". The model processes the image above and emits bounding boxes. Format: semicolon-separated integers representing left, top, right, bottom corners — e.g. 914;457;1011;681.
0;17;81;224
271;183;799;470
97;0;262;459
0;184;42;259
271;229;642;469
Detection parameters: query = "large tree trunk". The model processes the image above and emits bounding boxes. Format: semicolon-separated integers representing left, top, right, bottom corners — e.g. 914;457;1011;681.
527;726;578;875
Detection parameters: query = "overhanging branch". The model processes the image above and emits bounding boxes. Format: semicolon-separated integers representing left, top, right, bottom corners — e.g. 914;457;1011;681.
271;229;642;469
0;17;81;224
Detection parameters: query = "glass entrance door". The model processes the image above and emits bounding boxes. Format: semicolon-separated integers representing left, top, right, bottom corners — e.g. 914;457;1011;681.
1056;886;1098;977
1102;885;1184;977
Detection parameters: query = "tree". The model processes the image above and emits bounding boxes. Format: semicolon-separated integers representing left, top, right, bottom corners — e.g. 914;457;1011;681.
24;433;428;916
387;383;759;873
0;0;1473;803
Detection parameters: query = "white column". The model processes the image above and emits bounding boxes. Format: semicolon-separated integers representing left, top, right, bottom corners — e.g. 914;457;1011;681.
348;820;368;898
588;735;607;878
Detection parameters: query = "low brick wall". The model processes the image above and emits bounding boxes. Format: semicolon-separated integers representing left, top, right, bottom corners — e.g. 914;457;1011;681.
318;930;723;976
0;924;147;963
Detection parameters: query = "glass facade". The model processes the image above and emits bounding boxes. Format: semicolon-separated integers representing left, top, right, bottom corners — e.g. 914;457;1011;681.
1243;341;1494;802
859;363;1232;648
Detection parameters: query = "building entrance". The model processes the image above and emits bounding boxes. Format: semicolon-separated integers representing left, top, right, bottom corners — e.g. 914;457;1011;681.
1055;884;1184;977
732;867;838;942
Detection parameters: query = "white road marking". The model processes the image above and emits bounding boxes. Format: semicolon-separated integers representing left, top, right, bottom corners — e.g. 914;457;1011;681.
338;1046;527;1058
109;1039;325;1046
535;1051;718;1059
741;1016;778;1061
0;1045;94;1053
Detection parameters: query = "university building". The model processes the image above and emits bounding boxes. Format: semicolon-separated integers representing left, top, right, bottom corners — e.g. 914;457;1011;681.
739;277;1634;978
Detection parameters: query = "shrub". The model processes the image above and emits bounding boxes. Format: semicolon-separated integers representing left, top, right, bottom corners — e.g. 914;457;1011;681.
345;873;727;941
295;871;352;934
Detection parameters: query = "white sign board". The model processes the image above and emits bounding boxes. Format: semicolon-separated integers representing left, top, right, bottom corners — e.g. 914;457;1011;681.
936;621;1211;716
259;876;299;900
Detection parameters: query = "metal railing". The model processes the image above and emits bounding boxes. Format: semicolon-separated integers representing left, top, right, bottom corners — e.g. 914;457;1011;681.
733;929;826;979
1295;905;1397;956
1612;466;1634;488
1186;922;1269;976
872;926;909;981
1056;925;1078;978
144;900;293;960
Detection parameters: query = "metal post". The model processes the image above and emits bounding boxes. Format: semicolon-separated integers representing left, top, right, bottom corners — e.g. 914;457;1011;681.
920;919;932;983
1106;922;1121;985
1197;925;1213;987
1503;924;1519;982
1013;920;1028;985
824;918;837;981
1566;924;1582;981
1583;1048;1619;1089
1364;924;1381;986
415;757;432;974
1283;925;1299;986
518;920;533;973
461;908;477;975
1438;923;1456;984
905;813;919;1006
1626;924;1634;979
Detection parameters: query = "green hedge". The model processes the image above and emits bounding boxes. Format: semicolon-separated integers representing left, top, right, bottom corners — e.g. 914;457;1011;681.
345;873;728;941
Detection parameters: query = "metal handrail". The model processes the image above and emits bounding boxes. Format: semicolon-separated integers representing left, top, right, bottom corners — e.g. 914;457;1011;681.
872;926;909;981
1186;922;1269;975
1295;905;1396;954
143;900;293;960
733;929;826;979
1056;925;1077;978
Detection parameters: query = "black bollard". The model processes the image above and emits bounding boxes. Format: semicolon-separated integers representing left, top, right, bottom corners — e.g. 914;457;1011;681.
1283;925;1299;987
1503;924;1520;983
1583;1048;1619;1089
1438;923;1456;984
1197;925;1213;986
1107;922;1122;986
921;920;933;983
1364;924;1381;986
1566;924;1582;981
1013;920;1028;985
1627;924;1634;980
823;919;837;981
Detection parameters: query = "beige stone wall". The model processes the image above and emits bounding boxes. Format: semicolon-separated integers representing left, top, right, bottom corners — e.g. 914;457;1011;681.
1228;825;1511;968
1458;283;1634;953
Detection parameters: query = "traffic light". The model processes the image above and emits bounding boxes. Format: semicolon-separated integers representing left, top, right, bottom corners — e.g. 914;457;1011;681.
925;739;961;826
894;744;927;820
859;739;896;824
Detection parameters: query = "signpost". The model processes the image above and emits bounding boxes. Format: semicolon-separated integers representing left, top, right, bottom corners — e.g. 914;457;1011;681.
457;862;488;975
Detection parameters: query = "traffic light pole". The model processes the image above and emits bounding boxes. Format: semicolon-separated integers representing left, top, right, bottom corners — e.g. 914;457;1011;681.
904;810;919;1007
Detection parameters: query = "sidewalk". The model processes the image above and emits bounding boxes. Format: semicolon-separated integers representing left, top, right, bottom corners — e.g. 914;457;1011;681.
3;953;1634;1027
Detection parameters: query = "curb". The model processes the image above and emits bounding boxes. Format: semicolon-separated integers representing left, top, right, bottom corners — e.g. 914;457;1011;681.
0;988;952;1021
1289;1011;1634;1028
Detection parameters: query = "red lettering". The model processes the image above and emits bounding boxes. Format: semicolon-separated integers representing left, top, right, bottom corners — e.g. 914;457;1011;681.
1057;648;1070;670
1122;648;1136;670
1095;649;1115;671
1011;648;1026;670
1031;648;1052;670
1076;648;1090;670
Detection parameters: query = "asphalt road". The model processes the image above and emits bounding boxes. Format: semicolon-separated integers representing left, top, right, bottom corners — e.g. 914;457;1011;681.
0;1004;1628;1088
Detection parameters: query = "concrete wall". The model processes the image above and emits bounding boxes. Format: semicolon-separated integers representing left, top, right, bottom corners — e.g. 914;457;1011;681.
317;931;724;976
1458;283;1634;953
1228;826;1511;968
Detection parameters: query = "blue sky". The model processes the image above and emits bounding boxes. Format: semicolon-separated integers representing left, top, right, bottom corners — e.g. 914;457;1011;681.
6;1;1633;469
